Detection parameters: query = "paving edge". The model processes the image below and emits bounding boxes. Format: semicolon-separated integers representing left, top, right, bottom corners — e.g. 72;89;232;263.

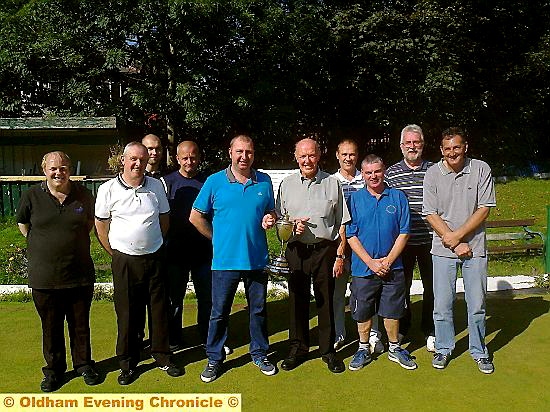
0;274;546;296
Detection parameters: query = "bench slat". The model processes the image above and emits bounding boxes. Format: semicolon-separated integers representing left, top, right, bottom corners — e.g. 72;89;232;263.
486;219;535;228
488;244;544;254
486;233;529;241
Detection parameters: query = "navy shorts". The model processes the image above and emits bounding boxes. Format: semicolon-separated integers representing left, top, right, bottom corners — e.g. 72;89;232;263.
350;269;406;322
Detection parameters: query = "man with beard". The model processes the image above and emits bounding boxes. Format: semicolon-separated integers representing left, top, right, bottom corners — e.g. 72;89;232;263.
385;125;435;351
142;134;164;178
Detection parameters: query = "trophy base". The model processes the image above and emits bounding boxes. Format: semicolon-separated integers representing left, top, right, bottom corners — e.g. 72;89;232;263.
266;257;292;276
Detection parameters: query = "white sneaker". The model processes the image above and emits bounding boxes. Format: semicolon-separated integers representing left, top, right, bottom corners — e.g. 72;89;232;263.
369;334;384;355
426;335;436;353
224;345;233;356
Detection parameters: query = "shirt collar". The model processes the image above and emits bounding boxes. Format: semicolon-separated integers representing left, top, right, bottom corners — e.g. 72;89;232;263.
300;168;323;183
225;165;257;183
364;184;390;198
400;159;429;172
438;157;471;176
334;168;362;183
117;174;147;189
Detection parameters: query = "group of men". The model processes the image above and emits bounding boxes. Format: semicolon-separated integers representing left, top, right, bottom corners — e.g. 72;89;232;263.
20;125;495;391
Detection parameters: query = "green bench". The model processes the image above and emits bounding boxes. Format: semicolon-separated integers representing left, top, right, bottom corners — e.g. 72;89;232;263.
486;218;545;255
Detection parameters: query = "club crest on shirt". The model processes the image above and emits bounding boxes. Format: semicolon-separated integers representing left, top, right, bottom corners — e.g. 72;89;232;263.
386;205;397;214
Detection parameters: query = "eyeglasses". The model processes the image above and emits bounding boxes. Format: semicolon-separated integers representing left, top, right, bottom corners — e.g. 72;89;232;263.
401;141;424;147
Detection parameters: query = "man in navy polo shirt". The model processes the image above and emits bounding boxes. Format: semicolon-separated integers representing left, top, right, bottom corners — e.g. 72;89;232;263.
190;134;277;383
346;155;416;371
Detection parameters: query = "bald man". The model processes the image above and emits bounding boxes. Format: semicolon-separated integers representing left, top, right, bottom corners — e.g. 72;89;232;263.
160;141;214;351
276;138;350;374
142;134;164;178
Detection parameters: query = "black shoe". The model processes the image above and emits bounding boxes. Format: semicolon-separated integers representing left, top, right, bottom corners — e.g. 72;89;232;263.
158;363;184;377
40;375;60;393
117;369;137;385
322;353;345;373
81;366;100;386
281;354;307;371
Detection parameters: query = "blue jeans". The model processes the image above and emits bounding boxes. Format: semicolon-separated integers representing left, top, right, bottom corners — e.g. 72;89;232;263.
432;255;489;360
207;270;269;363
167;260;212;345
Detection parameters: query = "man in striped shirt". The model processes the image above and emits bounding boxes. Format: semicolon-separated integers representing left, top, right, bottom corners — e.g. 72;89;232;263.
385;125;435;351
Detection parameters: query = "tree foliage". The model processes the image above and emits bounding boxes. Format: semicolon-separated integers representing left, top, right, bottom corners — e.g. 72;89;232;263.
1;0;549;172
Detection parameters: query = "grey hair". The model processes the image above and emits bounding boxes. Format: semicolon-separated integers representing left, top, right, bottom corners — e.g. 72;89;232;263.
122;141;147;156
361;154;385;169
400;124;424;144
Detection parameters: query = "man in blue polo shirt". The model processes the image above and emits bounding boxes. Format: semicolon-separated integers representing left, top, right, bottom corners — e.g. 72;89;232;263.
190;134;277;383
346;154;416;371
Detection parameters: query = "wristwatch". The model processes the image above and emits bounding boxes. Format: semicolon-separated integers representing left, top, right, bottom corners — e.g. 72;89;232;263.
336;254;345;260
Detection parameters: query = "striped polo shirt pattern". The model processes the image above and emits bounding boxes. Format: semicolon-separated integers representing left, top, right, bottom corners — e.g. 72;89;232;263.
385;160;433;246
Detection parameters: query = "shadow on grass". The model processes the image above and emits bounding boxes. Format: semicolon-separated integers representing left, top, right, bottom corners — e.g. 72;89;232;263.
92;289;549;380
334;289;550;361
400;290;550;359
171;298;330;373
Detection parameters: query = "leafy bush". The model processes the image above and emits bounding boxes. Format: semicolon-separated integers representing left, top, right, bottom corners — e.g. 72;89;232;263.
1;244;28;285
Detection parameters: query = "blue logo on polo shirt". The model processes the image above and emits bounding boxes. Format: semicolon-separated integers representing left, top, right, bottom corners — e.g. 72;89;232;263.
386;205;397;214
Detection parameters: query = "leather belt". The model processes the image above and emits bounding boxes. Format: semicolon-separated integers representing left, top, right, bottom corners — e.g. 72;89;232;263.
290;239;335;251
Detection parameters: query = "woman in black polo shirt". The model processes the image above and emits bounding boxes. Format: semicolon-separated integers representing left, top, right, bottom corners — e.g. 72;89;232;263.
16;151;100;392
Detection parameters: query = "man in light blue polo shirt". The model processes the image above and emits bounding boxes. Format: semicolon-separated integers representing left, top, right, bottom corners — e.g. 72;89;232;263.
190;134;277;383
346;154;416;371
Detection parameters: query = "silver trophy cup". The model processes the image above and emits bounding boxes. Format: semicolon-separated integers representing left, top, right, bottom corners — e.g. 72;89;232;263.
266;214;294;275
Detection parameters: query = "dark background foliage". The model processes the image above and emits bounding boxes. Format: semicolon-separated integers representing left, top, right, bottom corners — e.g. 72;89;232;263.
1;0;549;173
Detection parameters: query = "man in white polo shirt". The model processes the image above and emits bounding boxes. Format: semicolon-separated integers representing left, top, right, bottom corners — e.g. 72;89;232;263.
95;141;182;385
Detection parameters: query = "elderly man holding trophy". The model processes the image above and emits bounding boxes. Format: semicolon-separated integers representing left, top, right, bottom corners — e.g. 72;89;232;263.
275;137;350;374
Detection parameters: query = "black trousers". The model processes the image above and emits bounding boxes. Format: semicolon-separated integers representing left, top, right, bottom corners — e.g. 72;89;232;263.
286;240;337;357
112;249;171;371
399;243;435;337
32;286;94;377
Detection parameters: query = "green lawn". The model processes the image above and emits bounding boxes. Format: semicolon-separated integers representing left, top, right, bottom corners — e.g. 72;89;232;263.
1;292;549;411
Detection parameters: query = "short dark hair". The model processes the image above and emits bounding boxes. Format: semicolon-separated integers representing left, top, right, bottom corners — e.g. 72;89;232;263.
230;134;254;148
441;127;467;143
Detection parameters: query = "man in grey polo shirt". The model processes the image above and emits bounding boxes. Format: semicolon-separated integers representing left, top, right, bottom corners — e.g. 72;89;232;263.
276;137;350;374
423;127;496;374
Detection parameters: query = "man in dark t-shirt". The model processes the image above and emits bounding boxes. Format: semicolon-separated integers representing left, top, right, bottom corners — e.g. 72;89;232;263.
16;151;99;392
161;141;215;351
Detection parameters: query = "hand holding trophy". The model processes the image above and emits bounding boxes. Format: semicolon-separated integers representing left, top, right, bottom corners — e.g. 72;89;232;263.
266;213;294;275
